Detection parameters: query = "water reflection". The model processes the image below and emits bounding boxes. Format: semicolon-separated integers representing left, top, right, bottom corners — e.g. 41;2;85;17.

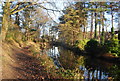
48;46;60;58
46;46;120;80
79;65;108;80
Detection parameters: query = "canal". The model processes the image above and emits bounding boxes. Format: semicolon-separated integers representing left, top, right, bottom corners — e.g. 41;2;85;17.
40;46;120;80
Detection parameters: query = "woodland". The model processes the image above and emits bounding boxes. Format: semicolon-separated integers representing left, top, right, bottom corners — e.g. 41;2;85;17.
0;1;120;80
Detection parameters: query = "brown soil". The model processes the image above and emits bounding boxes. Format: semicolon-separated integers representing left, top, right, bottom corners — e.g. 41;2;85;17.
1;42;55;80
99;53;120;63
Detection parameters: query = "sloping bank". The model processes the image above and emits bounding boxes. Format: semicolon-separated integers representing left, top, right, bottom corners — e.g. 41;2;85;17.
1;40;84;80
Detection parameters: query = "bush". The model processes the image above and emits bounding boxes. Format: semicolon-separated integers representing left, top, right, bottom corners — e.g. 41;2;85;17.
84;39;102;54
104;39;120;56
75;39;89;50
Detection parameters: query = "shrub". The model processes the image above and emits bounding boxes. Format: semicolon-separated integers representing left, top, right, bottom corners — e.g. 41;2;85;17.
104;39;120;56
84;39;102;54
75;39;89;50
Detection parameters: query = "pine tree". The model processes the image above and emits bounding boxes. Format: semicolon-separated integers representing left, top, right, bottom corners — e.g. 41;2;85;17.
58;2;87;45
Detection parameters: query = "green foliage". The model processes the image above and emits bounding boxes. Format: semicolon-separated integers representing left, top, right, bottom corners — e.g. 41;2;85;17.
104;39;120;56
85;39;102;54
13;32;22;43
58;4;87;45
6;30;22;45
111;27;115;39
56;68;83;79
6;32;13;39
108;65;120;80
75;39;89;50
21;35;27;42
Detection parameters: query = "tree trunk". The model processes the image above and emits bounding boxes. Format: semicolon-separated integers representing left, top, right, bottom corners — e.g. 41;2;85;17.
111;8;114;39
118;30;120;44
99;12;102;41
15;12;20;28
118;1;120;44
99;21;101;41
94;10;97;39
90;12;93;39
2;2;10;41
86;26;87;39
100;12;105;44
83;25;86;39
72;31;74;45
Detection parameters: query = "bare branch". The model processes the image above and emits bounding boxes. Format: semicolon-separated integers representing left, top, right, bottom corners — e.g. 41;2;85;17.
47;10;59;24
47;2;64;15
11;4;31;15
10;4;19;12
10;1;48;15
37;4;61;12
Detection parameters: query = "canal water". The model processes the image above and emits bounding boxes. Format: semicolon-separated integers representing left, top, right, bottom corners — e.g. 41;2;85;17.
41;46;120;80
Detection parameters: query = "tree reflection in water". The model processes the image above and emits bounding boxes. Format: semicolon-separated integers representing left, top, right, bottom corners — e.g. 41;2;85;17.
46;46;120;80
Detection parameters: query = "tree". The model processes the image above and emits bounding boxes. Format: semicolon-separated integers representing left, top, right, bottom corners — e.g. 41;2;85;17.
106;2;119;39
90;6;94;39
2;2;11;41
94;2;98;39
118;1;120;44
58;2;87;45
20;6;49;42
2;1;33;41
99;2;108;44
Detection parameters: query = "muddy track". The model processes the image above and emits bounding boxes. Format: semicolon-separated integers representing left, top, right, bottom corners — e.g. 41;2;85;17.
2;46;53;80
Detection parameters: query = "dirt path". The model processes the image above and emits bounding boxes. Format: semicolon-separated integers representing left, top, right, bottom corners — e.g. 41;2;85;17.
2;45;53;80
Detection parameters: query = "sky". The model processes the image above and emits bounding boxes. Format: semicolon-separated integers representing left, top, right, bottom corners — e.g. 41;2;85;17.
41;1;66;23
0;4;2;17
0;4;2;27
